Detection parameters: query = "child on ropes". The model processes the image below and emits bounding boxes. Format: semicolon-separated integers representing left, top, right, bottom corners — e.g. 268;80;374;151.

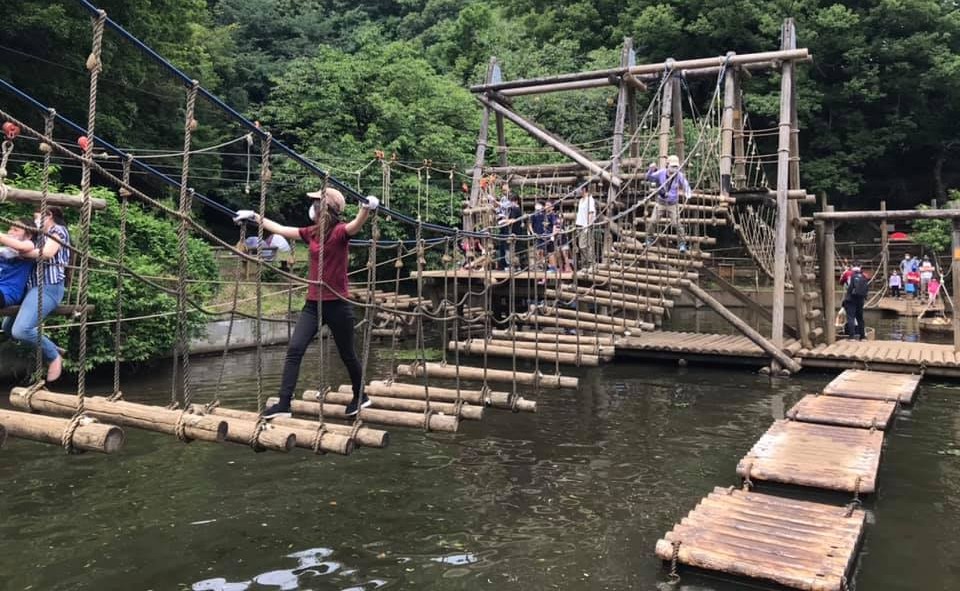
233;188;379;418
928;275;941;306
0;218;38;309
645;154;691;253
1;208;70;382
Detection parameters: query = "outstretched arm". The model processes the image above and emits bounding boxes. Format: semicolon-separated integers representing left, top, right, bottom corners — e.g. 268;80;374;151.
345;196;380;236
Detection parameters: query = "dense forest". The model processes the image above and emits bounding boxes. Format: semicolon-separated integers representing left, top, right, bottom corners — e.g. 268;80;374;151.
3;0;960;225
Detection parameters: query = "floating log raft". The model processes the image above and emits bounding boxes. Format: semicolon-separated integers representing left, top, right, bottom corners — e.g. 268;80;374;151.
787;395;897;430
9;388;227;443
0;408;124;454
322;388;484;420
463;336;614;358
490;329;615;347
249;404;388;449
204;406;355;454
655;487;866;591
737;420;883;494
395;362;578;389
272;397;459;433
329;381;536;412
822;369;920;404
449;339;602;366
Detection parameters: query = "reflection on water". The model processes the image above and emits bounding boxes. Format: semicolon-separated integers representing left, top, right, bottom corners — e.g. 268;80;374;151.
0;325;959;590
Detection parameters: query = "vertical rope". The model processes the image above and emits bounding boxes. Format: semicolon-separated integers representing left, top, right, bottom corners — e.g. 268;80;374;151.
254;135;271;413
415;223;432;431
314;176;330;425
174;81;199;419
34;110;54;384
111;157;132;398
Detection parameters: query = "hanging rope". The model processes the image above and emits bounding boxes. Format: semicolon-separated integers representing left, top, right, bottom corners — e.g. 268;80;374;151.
110;156;132;400
249;133;271;450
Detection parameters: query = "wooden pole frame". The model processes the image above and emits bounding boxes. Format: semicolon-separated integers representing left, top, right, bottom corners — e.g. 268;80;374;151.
823;208;837;344
658;71;674;167
719;54;736;198
770;26;795;361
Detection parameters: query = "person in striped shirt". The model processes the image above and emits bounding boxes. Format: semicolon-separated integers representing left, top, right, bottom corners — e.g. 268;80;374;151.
2;207;71;382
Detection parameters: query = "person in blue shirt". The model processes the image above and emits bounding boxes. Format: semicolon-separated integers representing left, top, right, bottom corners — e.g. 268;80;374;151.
0;219;38;309
644;154;692;253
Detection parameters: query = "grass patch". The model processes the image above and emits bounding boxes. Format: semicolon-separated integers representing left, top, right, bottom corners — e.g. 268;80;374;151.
392;348;444;361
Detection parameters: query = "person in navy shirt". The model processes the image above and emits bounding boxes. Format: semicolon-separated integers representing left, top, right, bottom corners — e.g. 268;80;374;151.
0;218;37;309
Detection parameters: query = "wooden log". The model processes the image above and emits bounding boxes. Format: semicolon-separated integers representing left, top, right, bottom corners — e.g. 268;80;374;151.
206;407;354;454
682;282;802;373
612;251;706;268
545;289;666;315
320;388;484;420
621;229;717;245
266;398;390;447
539;305;655;331
550;283;674;308
450;340;601;366
272;397;458;433
499;77;614;96
526;313;632;335
1;186;107;210
193;408;296;452
477;95;621;187
595;263;698;281
9;388;227;443
814;209;960;221
343;381;535;412
0;408;124;453
477;337;614;358
396;362;578;389
575;271;684;297
0;422;5;449
490;329;615;346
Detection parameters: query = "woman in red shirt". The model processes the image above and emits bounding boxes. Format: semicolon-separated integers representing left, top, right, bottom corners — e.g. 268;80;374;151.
234;188;379;418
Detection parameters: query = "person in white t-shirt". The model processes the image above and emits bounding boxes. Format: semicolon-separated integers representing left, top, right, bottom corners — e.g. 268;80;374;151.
264;231;292;270
919;255;934;296
575;186;597;269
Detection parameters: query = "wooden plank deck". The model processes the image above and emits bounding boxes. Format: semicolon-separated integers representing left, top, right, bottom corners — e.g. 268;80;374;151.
787;394;897;430
655;487;866;591
616;331;800;361
873;295;943;316
822;369;921;404
736;420;884;493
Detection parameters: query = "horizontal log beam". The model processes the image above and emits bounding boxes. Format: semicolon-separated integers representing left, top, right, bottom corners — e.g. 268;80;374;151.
471;49;810;93
348;380;536;412
0;186;108;210
396;362;578;389
264;399;390;448
273;397;458;433
813;209;960;221
324;387;483;420
0;408;123;453
450;340;601;366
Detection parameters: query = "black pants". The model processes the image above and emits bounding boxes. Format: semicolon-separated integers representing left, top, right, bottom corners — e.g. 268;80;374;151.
843;297;866;340
0;293;6;308
891;285;900;297
277;299;363;405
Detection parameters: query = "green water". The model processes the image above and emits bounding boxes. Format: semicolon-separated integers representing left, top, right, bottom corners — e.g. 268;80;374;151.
1;345;959;590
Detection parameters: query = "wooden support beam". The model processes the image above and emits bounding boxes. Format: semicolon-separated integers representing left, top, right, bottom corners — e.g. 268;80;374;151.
732;68;746;186
466;58;496;234
537;305;655;330
823;212;837;344
396;362;578;389
0;186;107;210
770;37;794;361
953;215;960;352
813;209;960;222
720;56;736;198
475;337;614;358
0;408;123;453
658;76;674;167
605;38;632;256
469;49;811;93
682;281;802;373
323;388;483;420
699;266;798;338
9;388;227;443
491;329;615;346
477;95;621;187
500;78;613;96
672;76;685;161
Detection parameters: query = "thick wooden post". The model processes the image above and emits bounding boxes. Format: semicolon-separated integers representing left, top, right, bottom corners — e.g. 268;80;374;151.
720;54;736;198
824;210;837;344
771;45;794;358
880;200;888;280
671;77;684;162
953;217;960;352
467;58;497;235
606;38;632;256
732;69;746;186
658;68;674;166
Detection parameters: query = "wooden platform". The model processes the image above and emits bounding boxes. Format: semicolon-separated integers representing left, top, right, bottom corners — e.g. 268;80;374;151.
655;487;866;591
873;295;943;316
821;369;921;404
616;331;801;364
787;394;897;430
737;420;884;493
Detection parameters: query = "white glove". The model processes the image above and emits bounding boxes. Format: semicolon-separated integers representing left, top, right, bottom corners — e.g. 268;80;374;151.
362;196;380;211
233;209;257;224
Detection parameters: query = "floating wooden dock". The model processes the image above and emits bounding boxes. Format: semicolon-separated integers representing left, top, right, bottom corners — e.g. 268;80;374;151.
655;487;866;591
617;331;801;363
822;369;921;403
787;394;896;430
737;420;884;493
872;295;944;316
657;369;923;588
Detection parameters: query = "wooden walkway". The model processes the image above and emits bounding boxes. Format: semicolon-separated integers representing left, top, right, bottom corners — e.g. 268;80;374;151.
613;330;960;376
873;295;943;316
655;487;866;591
656;369;922;589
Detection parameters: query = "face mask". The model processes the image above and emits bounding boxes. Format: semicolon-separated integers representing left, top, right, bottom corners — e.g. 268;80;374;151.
535;204;543;212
